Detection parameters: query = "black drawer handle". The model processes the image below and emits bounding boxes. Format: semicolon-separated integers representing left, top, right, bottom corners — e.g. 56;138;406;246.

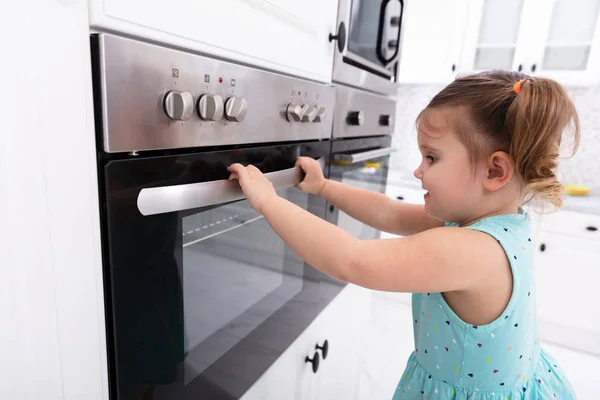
540;243;546;252
587;226;598;232
316;340;329;359
305;352;320;373
396;196;404;200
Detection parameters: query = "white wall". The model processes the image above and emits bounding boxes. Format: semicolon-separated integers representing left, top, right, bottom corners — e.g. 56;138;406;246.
0;2;107;400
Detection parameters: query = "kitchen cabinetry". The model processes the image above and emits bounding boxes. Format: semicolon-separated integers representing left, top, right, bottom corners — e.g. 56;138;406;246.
461;0;600;85
533;209;600;355
400;0;600;85
241;284;371;400
89;0;339;82
356;293;415;399
398;0;470;84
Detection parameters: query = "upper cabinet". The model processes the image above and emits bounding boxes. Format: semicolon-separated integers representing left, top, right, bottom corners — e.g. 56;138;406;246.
460;0;529;73
398;0;470;84
399;0;600;86
89;0;339;83
527;0;600;85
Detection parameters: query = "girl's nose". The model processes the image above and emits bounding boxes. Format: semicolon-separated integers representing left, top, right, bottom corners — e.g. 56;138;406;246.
414;164;423;180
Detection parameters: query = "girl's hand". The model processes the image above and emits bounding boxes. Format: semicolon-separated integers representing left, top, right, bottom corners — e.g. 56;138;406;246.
295;157;327;195
228;163;278;213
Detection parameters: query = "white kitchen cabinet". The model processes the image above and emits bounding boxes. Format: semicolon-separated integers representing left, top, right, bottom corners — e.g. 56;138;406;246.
533;208;600;355
89;0;339;83
535;231;600;333
313;284;371;400
460;0;600;85
356;293;414;399
527;0;600;85
398;0;470;84
402;0;600;85
460;0;530;73
241;284;371;400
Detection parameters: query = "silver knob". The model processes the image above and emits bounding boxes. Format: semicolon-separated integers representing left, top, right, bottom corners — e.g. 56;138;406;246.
224;97;248;122
164;91;194;121
286;103;303;122
314;106;326;123
301;105;318;122
198;94;224;121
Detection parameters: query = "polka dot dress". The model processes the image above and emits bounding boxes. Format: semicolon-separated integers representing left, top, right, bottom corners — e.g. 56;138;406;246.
393;212;576;399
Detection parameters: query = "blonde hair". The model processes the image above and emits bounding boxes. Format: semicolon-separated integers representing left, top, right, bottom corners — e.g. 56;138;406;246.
417;70;580;209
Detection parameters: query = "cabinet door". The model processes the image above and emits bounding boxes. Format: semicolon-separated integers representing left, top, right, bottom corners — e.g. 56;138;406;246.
89;0;338;82
460;0;532;73
534;232;600;335
313;284;371;400
356;295;414;399
397;0;470;84
527;0;600;85
240;309;317;400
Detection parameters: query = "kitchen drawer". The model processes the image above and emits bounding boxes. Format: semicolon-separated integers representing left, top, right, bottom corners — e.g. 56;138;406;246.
540;210;600;240
534;231;600;337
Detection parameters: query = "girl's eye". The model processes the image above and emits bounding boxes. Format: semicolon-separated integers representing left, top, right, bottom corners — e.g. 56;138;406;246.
426;155;437;164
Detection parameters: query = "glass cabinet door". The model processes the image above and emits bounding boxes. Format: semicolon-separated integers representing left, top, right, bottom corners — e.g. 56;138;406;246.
471;0;526;70
541;0;600;70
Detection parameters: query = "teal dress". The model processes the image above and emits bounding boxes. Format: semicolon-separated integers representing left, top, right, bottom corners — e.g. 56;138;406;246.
393;212;576;399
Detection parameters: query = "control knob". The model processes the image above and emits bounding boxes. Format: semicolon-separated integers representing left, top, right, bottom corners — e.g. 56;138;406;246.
347;111;364;126
379;114;392;126
164;91;194;121
225;97;248;122
301;105;318;123
314;106;326;123
198;94;224;121
286;103;303;122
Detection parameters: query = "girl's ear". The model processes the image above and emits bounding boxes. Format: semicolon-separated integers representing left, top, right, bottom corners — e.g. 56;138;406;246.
483;151;514;192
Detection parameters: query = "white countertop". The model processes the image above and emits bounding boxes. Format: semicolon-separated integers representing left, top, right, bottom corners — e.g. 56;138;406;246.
386;168;600;216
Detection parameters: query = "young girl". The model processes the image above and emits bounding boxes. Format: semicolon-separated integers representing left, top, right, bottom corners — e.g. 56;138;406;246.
228;70;580;399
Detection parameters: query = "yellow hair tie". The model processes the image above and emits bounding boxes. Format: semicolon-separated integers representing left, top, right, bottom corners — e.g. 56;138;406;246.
513;79;525;94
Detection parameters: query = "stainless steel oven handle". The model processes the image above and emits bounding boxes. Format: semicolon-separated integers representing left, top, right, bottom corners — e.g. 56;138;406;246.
332;147;396;164
137;158;324;216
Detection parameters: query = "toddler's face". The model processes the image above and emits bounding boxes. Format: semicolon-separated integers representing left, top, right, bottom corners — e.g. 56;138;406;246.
413;107;486;224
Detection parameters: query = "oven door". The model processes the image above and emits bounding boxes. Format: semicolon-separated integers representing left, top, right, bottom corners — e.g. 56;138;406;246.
332;0;404;95
326;135;394;240
99;140;337;399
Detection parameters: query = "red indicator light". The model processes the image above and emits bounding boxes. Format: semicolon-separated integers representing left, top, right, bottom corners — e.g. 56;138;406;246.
219;77;223;83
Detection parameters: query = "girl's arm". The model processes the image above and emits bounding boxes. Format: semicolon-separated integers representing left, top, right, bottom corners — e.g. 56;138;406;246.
295;157;443;236
228;163;504;293
319;179;443;235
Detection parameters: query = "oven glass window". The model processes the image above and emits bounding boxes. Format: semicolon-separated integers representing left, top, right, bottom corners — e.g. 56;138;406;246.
331;159;388;240
181;188;307;384
348;0;403;69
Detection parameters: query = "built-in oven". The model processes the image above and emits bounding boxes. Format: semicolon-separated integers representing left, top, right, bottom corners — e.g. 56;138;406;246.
325;83;396;240
92;34;341;399
330;0;404;95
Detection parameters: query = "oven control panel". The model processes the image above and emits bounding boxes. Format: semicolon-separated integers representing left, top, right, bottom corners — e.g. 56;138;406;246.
94;34;335;153
332;85;396;139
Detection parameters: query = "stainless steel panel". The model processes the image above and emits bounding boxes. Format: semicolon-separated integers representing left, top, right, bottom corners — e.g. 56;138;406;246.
333;85;396;138
96;34;335;153
333;146;396;163
332;0;404;96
